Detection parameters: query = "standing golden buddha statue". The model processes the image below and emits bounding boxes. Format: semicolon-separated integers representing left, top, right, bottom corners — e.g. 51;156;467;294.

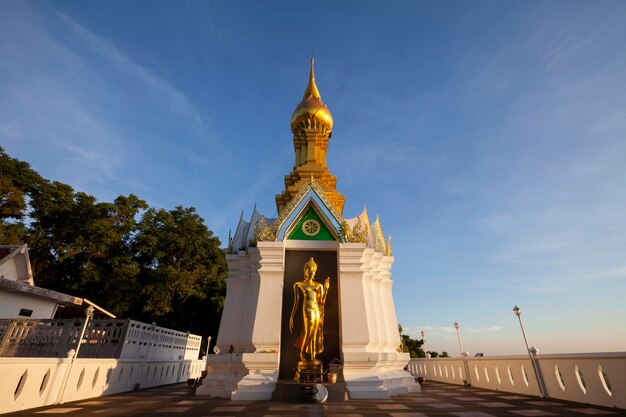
289;257;330;381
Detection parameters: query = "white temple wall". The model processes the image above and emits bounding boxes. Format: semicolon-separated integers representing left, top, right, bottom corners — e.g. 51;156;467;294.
213;254;246;352
199;242;284;400
338;244;420;398
366;250;389;353
382;280;400;353
380;255;402;353
370;254;386;352
202;239;419;400
238;249;260;353
337;243;371;353
250;242;284;352
360;248;379;352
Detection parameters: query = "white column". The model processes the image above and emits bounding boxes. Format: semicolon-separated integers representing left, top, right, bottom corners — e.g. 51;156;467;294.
370;252;388;352
360;249;379;352
214;254;248;352
237;250;259;353
380;255;401;353
199;242;285;400
338;245;421;399
249;242;285;352
338;243;370;353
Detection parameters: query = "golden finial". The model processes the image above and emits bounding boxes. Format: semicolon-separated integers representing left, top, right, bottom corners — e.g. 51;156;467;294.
302;58;321;100
290;59;333;132
386;234;393;256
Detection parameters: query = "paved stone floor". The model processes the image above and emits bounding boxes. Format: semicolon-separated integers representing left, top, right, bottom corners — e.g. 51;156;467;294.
7;381;625;416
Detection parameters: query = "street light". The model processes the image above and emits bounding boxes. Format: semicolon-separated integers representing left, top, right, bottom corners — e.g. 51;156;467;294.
513;305;546;397
454;321;471;386
421;330;426;359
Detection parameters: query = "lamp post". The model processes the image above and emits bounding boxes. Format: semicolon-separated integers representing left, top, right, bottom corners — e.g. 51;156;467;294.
454;321;471;386
513;305;546;397
421;330;426;359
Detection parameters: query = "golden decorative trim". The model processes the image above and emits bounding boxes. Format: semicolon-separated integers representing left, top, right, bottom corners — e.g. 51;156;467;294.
254;216;277;242
372;218;387;254
340;218;368;243
273;177;344;241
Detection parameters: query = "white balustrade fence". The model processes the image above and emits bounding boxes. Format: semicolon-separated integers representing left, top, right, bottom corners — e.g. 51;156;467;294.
409;352;626;409
0;318;202;361
0;318;209;414
0;356;207;414
119;320;201;361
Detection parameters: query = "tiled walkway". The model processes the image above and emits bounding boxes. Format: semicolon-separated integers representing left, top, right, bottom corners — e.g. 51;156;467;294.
7;382;625;416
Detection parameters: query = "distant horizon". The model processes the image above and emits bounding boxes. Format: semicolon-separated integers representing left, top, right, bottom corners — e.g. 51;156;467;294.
2;0;625;356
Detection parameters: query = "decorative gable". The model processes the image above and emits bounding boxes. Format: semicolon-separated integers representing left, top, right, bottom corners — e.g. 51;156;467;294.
287;207;336;241
275;178;343;241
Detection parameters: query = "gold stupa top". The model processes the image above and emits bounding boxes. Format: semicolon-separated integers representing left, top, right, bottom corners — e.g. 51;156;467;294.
277;59;345;215
290;59;333;133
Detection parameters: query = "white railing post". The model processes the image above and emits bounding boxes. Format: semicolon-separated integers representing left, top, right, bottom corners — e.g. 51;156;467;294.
57;306;94;404
136;322;156;390
513;305;547;397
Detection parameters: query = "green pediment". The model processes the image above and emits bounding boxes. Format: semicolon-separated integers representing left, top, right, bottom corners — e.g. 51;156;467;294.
287;207;336;241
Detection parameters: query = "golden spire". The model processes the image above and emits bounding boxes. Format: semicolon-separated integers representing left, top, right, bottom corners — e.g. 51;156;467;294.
290;59;333;133
302;59;321;100
278;59;345;216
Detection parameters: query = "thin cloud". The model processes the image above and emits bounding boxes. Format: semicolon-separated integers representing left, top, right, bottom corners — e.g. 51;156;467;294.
0;122;21;139
465;326;503;334
404;325;503;338
56;12;205;127
602;266;626;276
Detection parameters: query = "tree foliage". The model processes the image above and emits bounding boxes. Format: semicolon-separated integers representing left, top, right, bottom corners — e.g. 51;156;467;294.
132;206;226;338
0;147;227;349
398;324;425;358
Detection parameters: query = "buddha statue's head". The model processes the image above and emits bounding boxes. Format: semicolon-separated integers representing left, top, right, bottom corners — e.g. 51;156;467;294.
304;257;317;280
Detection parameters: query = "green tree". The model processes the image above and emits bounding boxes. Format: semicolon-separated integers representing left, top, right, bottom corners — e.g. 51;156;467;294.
398;324;425;358
0;148;227;347
0;147;44;243
398;324;408;352
132;206;227;338
0;177;25;219
25;179;149;315
0;177;26;243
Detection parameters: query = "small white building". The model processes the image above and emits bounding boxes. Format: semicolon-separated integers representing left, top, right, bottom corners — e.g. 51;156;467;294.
0;244;114;319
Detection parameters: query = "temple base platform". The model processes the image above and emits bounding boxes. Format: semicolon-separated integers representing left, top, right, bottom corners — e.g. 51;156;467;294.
272;380;348;402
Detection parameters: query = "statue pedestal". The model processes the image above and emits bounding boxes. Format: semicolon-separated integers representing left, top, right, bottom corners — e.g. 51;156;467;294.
296;361;323;383
272;381;348;402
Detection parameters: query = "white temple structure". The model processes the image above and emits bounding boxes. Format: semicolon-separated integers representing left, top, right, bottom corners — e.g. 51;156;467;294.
197;60;419;400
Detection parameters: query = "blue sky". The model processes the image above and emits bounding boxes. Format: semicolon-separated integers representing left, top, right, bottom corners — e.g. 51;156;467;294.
2;0;626;355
